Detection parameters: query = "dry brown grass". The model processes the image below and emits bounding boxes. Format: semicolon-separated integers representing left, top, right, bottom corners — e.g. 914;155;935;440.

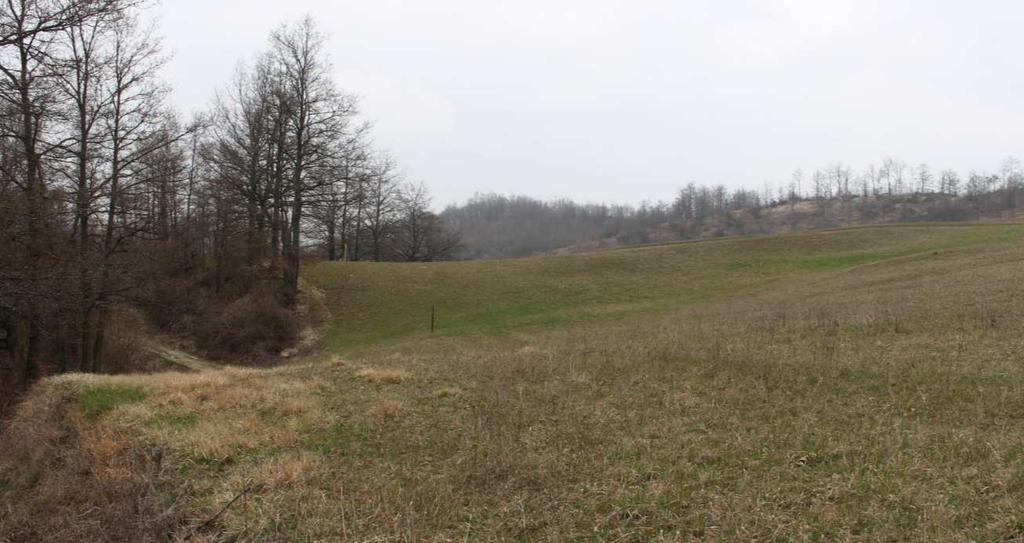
5;233;1024;541
355;366;411;384
369;398;403;420
0;379;178;542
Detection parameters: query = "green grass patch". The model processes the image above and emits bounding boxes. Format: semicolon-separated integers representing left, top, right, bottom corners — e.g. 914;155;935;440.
148;411;200;430
308;420;374;456
180;454;232;472
156;488;181;508
79;385;146;419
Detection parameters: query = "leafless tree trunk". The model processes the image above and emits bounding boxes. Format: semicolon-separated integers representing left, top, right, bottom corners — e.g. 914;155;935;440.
270;16;357;305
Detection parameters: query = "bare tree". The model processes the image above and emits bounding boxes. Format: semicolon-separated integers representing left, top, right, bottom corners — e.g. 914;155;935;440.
939;169;960;195
55;7;112;372
363;153;399;261
270;16;358;306
91;11;175;371
0;0;122;381
916;163;933;194
210;57;279;265
392;182;459;261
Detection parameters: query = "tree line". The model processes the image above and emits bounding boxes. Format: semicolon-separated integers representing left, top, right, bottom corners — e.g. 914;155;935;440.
0;0;458;396
446;157;1024;259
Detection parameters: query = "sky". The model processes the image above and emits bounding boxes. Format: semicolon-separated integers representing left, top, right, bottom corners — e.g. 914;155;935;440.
159;0;1024;207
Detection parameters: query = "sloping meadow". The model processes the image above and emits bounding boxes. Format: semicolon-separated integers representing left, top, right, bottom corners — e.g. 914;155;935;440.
4;225;1024;541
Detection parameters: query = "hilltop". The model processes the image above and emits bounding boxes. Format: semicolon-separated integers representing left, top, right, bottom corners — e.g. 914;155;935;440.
444;189;1024;260
4;224;1024;541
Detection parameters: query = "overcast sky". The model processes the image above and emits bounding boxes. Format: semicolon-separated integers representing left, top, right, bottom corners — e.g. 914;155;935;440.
159;1;1024;206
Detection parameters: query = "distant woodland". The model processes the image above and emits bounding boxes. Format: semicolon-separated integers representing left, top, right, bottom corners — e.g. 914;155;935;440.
445;159;1024;259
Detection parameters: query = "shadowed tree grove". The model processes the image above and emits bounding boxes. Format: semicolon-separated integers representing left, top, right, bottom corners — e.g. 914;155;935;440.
0;4;458;398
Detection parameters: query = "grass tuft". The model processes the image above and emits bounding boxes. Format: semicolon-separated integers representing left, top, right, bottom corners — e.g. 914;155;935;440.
369;399;402;420
310;420;373;455
355;367;410;384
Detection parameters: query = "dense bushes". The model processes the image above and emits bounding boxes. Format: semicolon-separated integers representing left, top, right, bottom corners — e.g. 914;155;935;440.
196;294;300;360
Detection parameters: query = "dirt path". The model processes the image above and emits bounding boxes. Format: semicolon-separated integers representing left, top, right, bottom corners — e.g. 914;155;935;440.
141;340;221;372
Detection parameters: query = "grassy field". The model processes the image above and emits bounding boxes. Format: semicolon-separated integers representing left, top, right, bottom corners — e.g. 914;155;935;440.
306;224;1024;350
5;223;1024;541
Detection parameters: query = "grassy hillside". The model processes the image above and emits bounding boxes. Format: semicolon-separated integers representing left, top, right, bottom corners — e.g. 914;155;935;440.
5;223;1024;541
306;224;1024;350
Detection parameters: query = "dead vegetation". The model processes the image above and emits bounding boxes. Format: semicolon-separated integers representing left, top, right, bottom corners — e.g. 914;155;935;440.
0;379;179;542
355;367;411;384
195;294;300;360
